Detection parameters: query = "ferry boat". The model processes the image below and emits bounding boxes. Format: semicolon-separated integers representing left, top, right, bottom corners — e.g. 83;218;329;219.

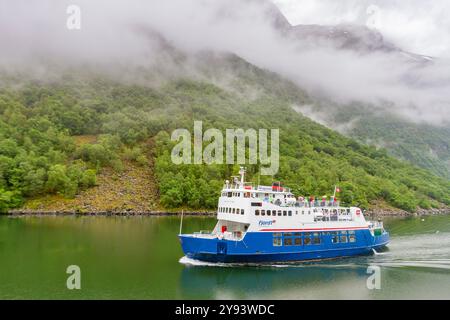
179;168;389;263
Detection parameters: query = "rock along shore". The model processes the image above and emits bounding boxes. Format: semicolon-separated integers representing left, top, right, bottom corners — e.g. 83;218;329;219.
5;207;450;217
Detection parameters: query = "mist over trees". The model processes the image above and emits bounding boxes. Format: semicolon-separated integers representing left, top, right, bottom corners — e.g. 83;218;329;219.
1;65;449;212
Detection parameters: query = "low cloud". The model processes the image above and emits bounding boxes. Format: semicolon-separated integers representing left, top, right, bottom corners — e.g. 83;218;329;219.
0;0;449;125
274;0;450;58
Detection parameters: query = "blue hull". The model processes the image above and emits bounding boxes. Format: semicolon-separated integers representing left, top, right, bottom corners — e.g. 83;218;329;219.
179;229;389;263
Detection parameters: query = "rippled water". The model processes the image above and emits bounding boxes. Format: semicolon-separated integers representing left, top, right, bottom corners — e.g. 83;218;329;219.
0;214;449;299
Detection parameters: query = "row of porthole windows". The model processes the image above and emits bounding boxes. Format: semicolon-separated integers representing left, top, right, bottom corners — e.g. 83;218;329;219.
219;207;244;215
256;209;294;217
272;231;356;247
257;209;336;216
255;209;315;216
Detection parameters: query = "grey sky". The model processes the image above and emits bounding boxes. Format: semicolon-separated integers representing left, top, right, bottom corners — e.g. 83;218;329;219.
275;0;450;58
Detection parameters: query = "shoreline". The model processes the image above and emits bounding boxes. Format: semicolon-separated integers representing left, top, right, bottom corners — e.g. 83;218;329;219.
5;210;216;217
5;207;450;217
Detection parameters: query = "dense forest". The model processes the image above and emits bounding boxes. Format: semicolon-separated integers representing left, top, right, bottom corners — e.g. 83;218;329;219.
0;56;449;213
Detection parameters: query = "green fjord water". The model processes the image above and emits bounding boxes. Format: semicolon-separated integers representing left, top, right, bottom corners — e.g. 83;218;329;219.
0;215;449;299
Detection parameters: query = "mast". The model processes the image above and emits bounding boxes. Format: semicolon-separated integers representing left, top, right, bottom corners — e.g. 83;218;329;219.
239;167;245;187
179;210;184;235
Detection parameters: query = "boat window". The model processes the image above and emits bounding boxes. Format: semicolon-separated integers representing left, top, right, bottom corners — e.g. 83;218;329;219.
349;234;356;243
313;232;321;244
273;237;282;246
284;238;293;246
266;210;271;216
232;208;236;214
273;232;282;237
294;237;302;246
255;210;260;216
284;232;293;237
340;231;348;243
308;210;311;215
241;209;244;215
331;232;339;244
304;237;311;245
261;210;265;216
288;210;292;216
293;232;302;236
283;211;287;216
277;210;282;216
227;192;232;197
295;211;298;215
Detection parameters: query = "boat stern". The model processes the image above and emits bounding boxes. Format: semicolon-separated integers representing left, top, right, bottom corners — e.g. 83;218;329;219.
178;234;220;260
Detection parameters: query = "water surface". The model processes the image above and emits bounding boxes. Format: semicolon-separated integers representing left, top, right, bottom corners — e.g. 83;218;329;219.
0;214;449;299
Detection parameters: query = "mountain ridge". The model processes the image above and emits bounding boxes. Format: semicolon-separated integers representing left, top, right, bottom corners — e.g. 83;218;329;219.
1;52;449;213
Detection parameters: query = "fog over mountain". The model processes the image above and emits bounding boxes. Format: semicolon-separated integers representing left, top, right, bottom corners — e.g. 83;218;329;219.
274;0;450;58
1;0;449;125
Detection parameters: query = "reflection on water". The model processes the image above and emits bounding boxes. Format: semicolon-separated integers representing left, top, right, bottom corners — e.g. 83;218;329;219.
0;214;449;299
178;215;450;300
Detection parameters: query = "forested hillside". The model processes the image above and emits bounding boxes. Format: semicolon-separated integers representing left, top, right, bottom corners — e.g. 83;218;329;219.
296;103;450;179
1;54;449;213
